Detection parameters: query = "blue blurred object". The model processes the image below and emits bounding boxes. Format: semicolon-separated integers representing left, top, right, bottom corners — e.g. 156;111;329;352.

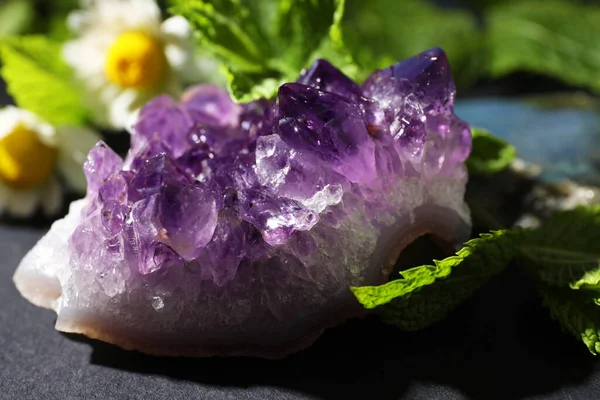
455;98;600;185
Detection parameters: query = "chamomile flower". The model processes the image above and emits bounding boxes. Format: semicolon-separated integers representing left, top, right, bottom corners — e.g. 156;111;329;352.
0;106;99;217
63;0;203;130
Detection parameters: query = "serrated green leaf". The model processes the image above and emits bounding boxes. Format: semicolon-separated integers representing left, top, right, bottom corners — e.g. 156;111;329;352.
466;128;517;176
538;284;600;355
343;0;481;84
351;229;524;330
276;0;342;73
0;0;34;37
245;0;279;43
0;36;87;126
173;0;353;101
225;68;284;103
171;0;268;72
486;0;600;93
309;35;359;80
519;205;600;291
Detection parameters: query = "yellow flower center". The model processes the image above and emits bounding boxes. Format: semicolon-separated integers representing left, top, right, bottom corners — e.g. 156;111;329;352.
0;123;57;189
104;31;168;89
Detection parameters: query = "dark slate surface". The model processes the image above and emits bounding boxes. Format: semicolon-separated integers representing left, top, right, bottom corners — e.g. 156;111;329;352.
1;70;599;399
1;224;599;400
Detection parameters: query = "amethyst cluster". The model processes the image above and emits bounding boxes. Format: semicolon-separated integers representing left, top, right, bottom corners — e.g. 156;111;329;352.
14;48;472;358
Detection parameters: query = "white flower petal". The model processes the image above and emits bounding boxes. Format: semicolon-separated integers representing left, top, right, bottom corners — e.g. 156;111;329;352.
0;106;57;146
85;85;123;129
72;0;162;35
57;156;87;194
41;178;63;216
108;89;143;130
66;9;88;33
63;38;109;79
56;126;101;192
6;188;39;218
62;0;189;130
164;43;188;71
161;16;191;40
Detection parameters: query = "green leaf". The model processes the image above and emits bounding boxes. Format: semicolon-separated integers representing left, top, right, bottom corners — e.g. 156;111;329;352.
343;0;482;85
538;284;600;355
0;0;34;37
225;68;284;103
486;0;600;93
172;0;352;101
466;128;517;176
309;33;359;80
275;0;342;72
172;0;268;72
0;36;87;126
35;0;79;41
351;229;524;330
519;205;600;292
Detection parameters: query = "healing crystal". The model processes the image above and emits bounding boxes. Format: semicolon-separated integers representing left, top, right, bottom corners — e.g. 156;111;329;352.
14;48;472;358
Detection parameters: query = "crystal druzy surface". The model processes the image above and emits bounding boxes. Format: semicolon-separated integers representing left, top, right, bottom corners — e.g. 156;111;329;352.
14;48;472;358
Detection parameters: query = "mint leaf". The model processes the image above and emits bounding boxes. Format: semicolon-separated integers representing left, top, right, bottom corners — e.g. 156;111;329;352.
519;205;600;291
225;69;282;103
343;0;481;84
513;205;600;355
351;229;524;330
466;128;517;176
486;0;600;93
0;0;34;37
275;0;341;72
173;0;352;101
0;36;87;126
171;0;267;72
538;285;600;355
310;34;359;80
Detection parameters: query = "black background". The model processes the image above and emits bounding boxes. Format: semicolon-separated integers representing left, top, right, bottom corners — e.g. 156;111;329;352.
1;18;599;399
2;225;599;400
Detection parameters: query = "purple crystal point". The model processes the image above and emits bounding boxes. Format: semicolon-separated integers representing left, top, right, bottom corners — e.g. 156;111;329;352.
363;47;456;113
84;141;123;195
18;48;474;359
255;134;345;211
297;59;362;98
156;182;217;260
181;84;241;127
196;208;246;286
127;153;217;261
277;83;377;183
239;188;318;245
133;95;194;157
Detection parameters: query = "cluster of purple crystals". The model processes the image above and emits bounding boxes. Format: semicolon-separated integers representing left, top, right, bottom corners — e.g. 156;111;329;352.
69;47;471;302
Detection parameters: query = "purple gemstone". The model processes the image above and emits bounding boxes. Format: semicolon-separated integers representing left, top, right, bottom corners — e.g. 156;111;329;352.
255;134;345;210
34;49;475;358
175;143;211;178
297;59;362;99
181;84;241;127
100;200;129;236
239;189;318;245
156;182;218;261
84;141;123;195
72;48;472;278
132;95;194;157
127;194;162;275
196;208;245;286
98;172;128;204
363;47;456;113
71;48;472;275
277;83;377;183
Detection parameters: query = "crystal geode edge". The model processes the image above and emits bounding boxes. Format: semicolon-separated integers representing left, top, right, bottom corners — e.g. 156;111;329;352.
14;47;473;358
